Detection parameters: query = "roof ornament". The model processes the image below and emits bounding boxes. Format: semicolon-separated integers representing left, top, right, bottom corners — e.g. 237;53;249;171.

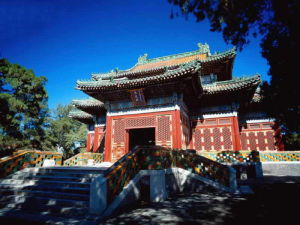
138;53;148;64
197;42;210;55
108;68;119;83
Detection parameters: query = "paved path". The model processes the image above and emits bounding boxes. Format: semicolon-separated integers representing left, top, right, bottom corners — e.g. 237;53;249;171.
100;176;300;225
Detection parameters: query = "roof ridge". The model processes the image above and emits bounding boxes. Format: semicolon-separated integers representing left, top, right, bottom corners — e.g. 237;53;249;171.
204;74;260;86
90;44;236;79
83;59;200;82
69;108;92;115
76;60;201;90
72;98;102;103
137;45;235;65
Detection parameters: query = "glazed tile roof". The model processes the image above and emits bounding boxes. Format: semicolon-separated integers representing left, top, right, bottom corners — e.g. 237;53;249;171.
91;44;236;81
132;47;236;71
69;108;93;121
72;99;105;108
77;60;202;92
203;75;261;95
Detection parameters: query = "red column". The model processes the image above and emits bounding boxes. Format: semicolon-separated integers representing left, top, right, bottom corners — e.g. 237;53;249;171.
172;110;182;149
93;127;100;153
232;116;241;151
176;110;182;149
104;116;112;162
86;132;91;152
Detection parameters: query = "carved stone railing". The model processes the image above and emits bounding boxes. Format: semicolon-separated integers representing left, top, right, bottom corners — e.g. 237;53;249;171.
63;152;103;166
0;150;63;178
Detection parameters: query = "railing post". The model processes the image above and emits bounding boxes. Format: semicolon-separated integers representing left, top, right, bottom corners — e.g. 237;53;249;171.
149;170;167;202
90;175;107;215
229;167;238;192
254;162;264;178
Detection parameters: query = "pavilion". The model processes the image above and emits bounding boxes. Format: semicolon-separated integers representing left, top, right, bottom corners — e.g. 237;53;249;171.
70;43;283;162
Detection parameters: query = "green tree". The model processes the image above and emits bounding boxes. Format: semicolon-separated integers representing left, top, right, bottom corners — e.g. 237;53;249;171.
0;59;48;155
44;104;86;158
169;0;300;148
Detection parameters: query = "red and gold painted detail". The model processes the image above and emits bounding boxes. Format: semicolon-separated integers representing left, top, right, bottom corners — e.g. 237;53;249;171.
191;117;235;151
129;89;146;106
240;122;278;151
0;151;63;178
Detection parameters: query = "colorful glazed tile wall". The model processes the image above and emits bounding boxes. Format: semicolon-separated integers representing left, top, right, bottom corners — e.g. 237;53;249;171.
0;151;63;178
198;151;300;163
63;153;103;166
104;146;231;204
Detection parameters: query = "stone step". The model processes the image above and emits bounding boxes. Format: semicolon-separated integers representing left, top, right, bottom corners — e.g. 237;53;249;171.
9;167;104;178
13;171;102;179
6;204;89;217
0;189;89;202
0;166;109;223
30;166;106;174
8;174;94;183
6;196;88;208
0;184;90;195
0;208;95;225
0;197;89;218
0;179;91;188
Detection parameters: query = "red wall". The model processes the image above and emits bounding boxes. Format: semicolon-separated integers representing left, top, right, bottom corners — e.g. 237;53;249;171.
103;110;181;162
92;125;106;153
190;116;239;151
240;122;283;151
86;132;94;152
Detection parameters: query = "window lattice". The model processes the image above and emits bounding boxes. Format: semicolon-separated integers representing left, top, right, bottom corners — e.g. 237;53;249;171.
126;117;155;128
212;128;221;150
266;131;275;150
257;132;266;150
203;128;211;150
157;116;170;142
241;133;248;150
248;132;257;150
194;129;202;151
223;127;232;150
114;119;125;143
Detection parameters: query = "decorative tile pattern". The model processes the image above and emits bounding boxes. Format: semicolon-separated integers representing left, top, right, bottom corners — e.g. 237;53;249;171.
197;151;300;163
216;151;259;163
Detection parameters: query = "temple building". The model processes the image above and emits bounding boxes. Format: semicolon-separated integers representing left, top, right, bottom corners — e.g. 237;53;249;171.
70;43;283;162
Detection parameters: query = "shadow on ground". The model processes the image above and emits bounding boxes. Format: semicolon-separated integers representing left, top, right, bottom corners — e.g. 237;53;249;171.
100;176;300;225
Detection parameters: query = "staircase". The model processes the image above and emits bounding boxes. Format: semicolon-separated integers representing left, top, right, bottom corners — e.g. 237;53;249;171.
0;167;105;224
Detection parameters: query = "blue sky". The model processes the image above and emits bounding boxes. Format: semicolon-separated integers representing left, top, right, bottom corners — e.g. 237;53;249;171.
0;0;269;110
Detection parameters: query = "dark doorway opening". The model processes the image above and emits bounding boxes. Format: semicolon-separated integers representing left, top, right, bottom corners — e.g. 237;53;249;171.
128;128;155;151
